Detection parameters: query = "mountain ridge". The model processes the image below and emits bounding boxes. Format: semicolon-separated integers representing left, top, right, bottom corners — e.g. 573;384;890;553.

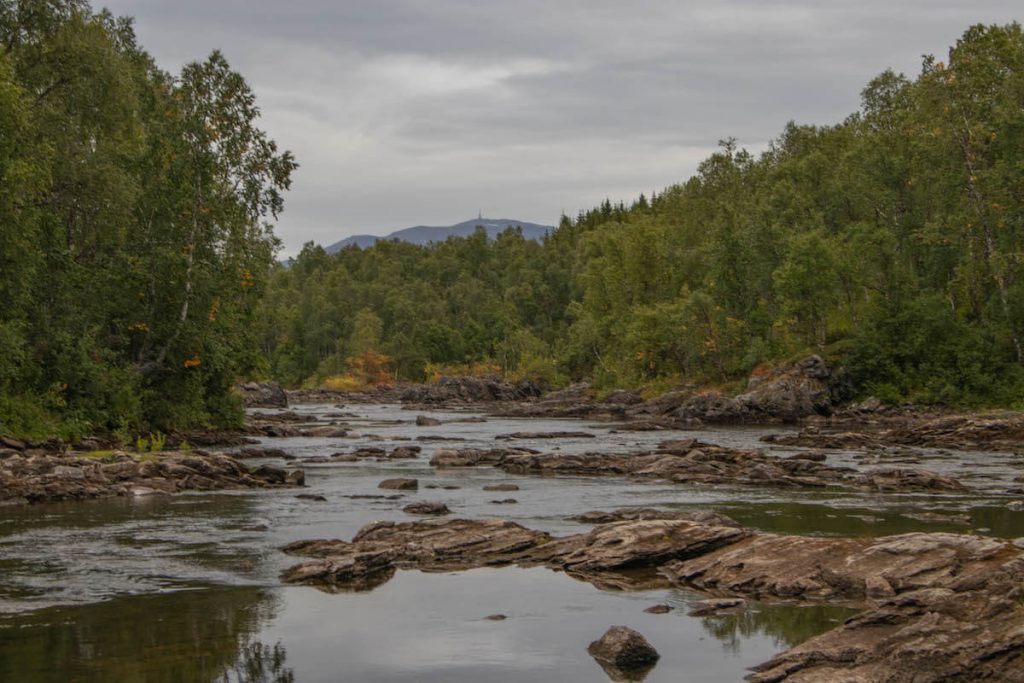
324;217;554;253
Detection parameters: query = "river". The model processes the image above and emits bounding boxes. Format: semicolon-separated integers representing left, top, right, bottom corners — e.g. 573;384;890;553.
1;403;1021;681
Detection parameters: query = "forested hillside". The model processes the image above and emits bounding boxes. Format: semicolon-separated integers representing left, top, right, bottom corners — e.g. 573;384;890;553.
0;1;295;437
262;23;1024;407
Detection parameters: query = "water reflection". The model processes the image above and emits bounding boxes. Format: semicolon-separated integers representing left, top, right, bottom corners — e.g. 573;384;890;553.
697;602;858;655
0;587;283;683
219;641;294;683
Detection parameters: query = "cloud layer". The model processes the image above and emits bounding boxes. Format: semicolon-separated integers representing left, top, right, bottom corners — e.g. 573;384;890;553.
102;0;1022;253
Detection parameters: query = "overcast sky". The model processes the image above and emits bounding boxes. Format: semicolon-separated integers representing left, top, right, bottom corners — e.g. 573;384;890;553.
101;1;1021;255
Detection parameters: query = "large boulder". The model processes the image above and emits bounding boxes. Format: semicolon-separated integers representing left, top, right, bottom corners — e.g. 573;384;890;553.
237;381;288;408
735;355;835;421
587;626;660;678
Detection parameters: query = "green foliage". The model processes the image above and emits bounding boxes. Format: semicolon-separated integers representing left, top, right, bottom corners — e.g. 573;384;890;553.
260;23;1024;406
0;1;294;438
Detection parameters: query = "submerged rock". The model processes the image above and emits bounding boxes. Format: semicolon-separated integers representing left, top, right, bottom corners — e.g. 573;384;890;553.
643;604;673;614
402;501;451;516
687;598;745;616
495;431;595;440
378;478;418;490
482;483;520;491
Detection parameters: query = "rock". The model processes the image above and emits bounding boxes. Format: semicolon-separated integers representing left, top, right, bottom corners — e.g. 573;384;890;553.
861;467;968;492
540;519;751;573
643;604;673;614
687;598;745;616
495;431;595;440
602;390;643;406
378;478;418;490
587;626;660;674
766;412;1024;452
483;483;520;491
1007;501;1024;511
489;498;518;505
389;446;421;459
429;448;527;468
281;519;553;587
483;614;507;621
252;464;288;484
296;493;327;502
302;426;350;438
573;508;741;528
403;501;451;516
428;442;968;494
236;447;295;460
237;381;288;408
661;531;1011;601
0;436;27;450
400;376;542;405
279;548;396;592
0;450;302;505
733;355;836;421
415;415;442;426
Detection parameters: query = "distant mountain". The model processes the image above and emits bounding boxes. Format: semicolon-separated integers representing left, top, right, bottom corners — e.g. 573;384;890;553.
324;217;553;254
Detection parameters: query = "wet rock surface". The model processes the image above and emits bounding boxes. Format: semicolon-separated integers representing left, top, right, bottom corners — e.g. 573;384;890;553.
428;440;969;493
763;412;1024;452
588;626;661;679
378;478;418;490
281;513;1024;682
402;501;451;516
0;450;304;505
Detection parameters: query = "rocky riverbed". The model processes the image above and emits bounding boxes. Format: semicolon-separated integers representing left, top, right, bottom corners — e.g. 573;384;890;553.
3;398;1024;682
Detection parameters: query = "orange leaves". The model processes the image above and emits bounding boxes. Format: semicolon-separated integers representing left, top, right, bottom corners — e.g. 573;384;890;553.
240;268;255;287
127;322;149;333
183;357;201;368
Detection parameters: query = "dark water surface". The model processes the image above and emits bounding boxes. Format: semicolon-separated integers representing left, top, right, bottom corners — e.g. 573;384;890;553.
1;403;1021;681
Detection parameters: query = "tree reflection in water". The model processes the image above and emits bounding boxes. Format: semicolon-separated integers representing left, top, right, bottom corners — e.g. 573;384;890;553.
0;586;293;683
697;602;860;655
220;641;294;683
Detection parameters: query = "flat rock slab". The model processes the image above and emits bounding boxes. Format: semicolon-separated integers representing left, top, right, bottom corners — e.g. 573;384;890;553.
762;412;1024;452
0;451;303;505
429;441;968;493
495;431;595;440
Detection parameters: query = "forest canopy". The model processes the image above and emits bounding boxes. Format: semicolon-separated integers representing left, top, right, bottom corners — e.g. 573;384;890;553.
261;22;1024;409
0;0;295;438
3;8;1024;441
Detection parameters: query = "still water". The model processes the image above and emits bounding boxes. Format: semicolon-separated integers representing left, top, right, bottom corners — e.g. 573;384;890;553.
1;404;1021;681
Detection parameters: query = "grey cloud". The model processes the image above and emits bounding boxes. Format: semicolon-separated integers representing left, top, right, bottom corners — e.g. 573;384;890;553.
101;0;1022;253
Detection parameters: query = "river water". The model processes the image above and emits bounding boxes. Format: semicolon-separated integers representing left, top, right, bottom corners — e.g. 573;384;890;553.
1;404;1021;681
